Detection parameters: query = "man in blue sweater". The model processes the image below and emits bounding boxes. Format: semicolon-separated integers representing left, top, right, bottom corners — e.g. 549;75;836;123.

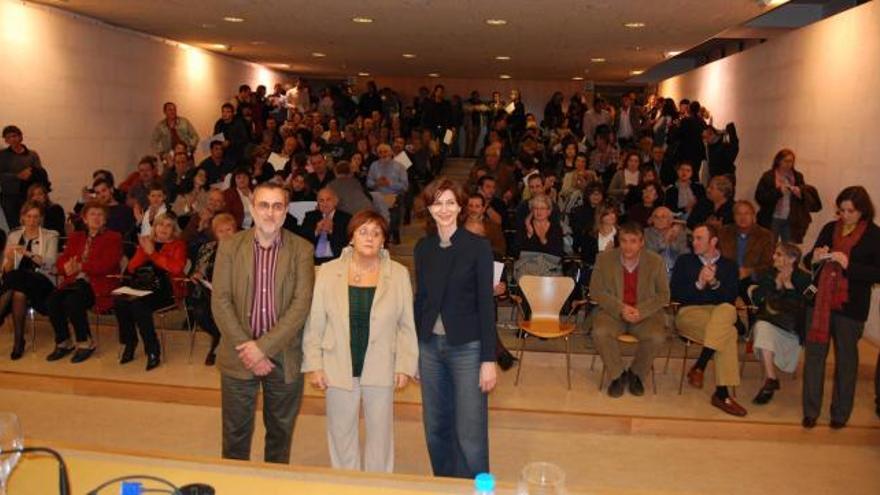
671;223;747;416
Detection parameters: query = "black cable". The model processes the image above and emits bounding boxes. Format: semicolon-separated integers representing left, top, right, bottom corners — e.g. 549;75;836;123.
86;475;182;495
0;446;70;495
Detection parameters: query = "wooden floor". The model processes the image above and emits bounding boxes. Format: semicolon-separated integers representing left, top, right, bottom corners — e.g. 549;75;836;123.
2;158;879;494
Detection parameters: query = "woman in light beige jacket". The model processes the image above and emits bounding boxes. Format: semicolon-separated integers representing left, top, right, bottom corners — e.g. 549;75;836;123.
302;209;418;473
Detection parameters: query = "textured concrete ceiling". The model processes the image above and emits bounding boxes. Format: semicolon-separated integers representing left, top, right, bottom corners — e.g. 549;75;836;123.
37;0;774;81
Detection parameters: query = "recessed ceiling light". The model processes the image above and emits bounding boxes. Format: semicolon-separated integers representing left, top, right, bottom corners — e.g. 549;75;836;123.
249;40;267;46
206;43;229;51
352;16;374;23
200;23;216;29
590;57;606;63
495;55;511;61
268;63;290;69
572;76;584;81
311;52;326;57
630;69;644;75
485;19;507;26
624;22;646;28
762;0;790;6
358;71;371;77
402;53;416;58
223;16;245;23
427;73;440;78
499;74;511;80
665;50;683;58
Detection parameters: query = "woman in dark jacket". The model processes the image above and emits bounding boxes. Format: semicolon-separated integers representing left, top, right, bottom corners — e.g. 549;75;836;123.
414;177;496;479
754;148;821;243
750;242;812;405
802;186;880;429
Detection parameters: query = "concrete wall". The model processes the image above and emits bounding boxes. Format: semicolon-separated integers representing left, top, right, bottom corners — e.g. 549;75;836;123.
658;0;880;246
0;0;284;210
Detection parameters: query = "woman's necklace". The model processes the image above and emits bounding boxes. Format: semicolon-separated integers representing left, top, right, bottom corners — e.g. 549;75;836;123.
351;259;379;284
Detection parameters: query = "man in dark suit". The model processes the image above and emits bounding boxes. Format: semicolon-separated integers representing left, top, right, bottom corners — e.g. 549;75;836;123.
299;188;351;265
675;101;708;178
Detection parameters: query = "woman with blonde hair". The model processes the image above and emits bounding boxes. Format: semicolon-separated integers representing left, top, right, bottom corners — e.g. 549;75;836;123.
114;212;188;370
303;210;418;472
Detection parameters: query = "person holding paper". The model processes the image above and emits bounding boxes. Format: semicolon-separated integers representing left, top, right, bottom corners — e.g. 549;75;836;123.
151;102;200;155
1;201;59;360
46;202;123;364
299;188;351;265
114;212;187;371
213;103;250;166
303;210;418;472
590;222;669;398
212;182;315;464
188;213;239;366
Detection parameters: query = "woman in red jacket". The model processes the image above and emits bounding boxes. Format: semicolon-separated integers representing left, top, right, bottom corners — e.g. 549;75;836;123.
115;212;187;370
47;202;123;364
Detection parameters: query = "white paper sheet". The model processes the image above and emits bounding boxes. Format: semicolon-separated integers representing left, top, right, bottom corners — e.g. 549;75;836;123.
112;286;153;298
443;128;454;146
393;151;413;169
505;102;516;114
198;278;213;291
267;152;288;172
210;173;232;191
287;201;316;224
199;132;225;154
493;261;504;287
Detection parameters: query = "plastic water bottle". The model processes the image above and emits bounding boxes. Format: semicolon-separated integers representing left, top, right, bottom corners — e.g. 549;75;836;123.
474;472;496;494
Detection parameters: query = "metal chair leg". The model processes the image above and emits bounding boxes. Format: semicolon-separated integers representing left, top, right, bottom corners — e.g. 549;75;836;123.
28;308;37;353
651;364;658;395
663;338;673;374
599;364;606;391
565;336;571;390
678;340;690;395
514;330;526;386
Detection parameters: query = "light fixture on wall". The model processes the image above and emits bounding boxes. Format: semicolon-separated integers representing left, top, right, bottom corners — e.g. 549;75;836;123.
223;16;245;23
352;16;374;23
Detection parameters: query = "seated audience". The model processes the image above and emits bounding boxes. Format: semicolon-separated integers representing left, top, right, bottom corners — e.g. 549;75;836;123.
644;206;689;275
664;161;705;219
687;175;734;230
163;151;194;203
47;202;123;364
115;213;187;371
183;189;229;247
719;200;774;307
306;153;336;192
123;156;160;209
476;175;507;227
590;222;670;397
754;148;821;243
299;188;352;265
750;242;811;405
465;193;506;259
569;182;605;254
172;167;209;217
624;181;662;227
1;202;59;360
134;182;168;237
224;168;254;229
188;213;238;366
517;194;564;258
608;152;643;203
288;170;317;202
328;161;373;216
199;140;234;186
671;223;746;416
151;102;200;156
802;186;880;429
25;183;65;237
92;178;136;236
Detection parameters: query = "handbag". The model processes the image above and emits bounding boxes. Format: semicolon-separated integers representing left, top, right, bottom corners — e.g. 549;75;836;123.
125;263;169;294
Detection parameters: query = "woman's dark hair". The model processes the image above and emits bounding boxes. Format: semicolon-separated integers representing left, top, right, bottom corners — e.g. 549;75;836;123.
772;148;796;170
836;185;875;223
623;151;641;169
661;98;677;117
422;176;467;233
347;209;390;247
592;201;619;235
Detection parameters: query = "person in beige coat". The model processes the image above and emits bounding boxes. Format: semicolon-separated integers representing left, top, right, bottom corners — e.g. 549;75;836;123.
590;222;669;398
302;209;418;473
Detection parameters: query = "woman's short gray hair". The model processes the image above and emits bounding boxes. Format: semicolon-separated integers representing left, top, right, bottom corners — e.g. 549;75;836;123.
529;194;553;212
